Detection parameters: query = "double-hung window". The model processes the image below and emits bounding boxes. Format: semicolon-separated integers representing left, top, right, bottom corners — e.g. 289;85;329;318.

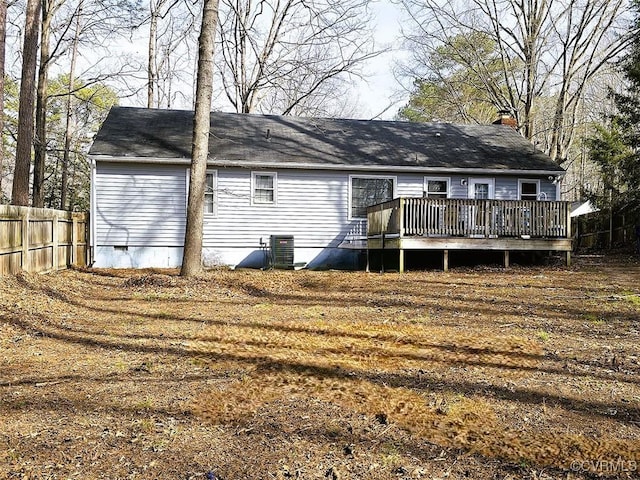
204;170;217;215
187;168;217;216
519;179;540;201
424;177;450;198
350;175;395;219
252;172;277;205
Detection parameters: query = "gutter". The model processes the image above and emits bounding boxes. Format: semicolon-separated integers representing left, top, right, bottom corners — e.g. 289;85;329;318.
90;154;565;177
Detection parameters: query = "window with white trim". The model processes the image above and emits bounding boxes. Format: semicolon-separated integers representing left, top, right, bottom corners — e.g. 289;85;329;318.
350;175;395;219
519;179;540;201
468;178;495;199
186;168;218;216
204;170;217;215
424;177;450;198
252;172;276;204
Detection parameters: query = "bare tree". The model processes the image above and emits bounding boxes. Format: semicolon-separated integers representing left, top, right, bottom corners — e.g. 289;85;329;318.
60;0;82;210
147;0;171;107
12;0;41;206
399;0;636;162
59;0;143;208
181;0;219;277
33;0;65;207
216;0;379;116
45;74;119;210
34;0;142;208
147;0;198;108
0;0;6;202
545;0;633;163
399;0;555;137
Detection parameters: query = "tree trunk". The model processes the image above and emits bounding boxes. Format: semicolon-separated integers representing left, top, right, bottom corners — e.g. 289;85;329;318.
180;0;219;277
147;1;158;108
12;0;41;206
0;0;6;200
33;0;53;208
61;0;83;210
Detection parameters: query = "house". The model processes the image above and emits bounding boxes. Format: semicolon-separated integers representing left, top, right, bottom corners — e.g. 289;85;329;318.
89;106;570;270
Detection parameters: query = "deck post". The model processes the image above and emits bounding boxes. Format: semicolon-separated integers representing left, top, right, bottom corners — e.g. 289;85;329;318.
381;233;385;273
366;244;370;273
566;202;572;267
366;198;573;273
399;199;405;273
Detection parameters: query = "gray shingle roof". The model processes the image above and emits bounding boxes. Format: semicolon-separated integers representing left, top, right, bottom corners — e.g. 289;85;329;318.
89;106;564;173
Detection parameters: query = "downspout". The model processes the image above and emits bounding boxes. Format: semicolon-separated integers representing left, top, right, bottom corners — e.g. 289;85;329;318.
89;157;96;266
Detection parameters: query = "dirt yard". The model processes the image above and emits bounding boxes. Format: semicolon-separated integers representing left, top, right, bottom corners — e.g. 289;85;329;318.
1;255;639;479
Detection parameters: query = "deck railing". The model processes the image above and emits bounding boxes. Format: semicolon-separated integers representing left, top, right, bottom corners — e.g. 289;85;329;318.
368;198;570;239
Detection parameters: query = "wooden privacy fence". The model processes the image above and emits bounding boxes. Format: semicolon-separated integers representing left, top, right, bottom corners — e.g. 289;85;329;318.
0;205;89;275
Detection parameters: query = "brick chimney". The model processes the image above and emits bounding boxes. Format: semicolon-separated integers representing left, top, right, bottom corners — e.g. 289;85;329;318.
493;110;518;129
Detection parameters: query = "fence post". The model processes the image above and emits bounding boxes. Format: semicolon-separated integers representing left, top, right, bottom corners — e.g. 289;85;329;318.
72;214;78;266
51;213;60;271
21;208;30;273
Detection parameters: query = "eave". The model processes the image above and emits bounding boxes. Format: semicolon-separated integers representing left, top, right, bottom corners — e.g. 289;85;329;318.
89;154;565;177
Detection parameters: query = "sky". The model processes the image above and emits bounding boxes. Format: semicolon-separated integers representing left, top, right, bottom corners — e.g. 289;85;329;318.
113;0;410;121
356;0;410;120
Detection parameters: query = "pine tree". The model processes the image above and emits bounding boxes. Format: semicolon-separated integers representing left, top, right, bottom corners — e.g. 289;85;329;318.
588;0;640;216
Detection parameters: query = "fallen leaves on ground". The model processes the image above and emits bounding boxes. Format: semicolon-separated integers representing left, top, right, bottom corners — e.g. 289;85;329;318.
1;254;639;479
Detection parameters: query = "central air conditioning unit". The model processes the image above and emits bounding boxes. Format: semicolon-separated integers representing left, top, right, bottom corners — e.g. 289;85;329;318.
270;235;294;269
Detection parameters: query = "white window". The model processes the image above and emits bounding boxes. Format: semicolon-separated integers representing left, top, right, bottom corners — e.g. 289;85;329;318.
252;172;277;205
519;179;540;201
349;175;395;219
424;177;450;198
186;169;217;216
468;178;495;199
204;170;217;215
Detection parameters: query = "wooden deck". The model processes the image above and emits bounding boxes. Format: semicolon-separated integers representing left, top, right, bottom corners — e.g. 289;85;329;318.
366;198;572;272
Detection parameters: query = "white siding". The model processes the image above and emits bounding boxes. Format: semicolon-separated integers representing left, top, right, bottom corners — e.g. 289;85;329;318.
95;163;186;246
493;176;559;201
495;177;513;200
541;180;560;201
93;161;560;268
396;174;425;197
449;176;469;198
447;176;559;200
202;169;427;251
205;169;353;249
